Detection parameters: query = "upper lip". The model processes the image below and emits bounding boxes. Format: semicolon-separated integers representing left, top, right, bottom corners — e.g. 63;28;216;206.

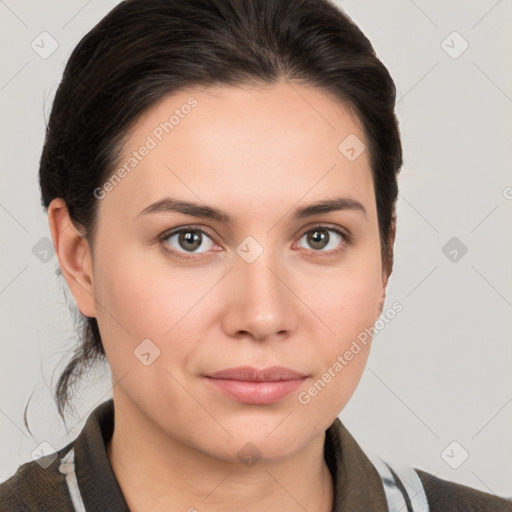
206;366;308;381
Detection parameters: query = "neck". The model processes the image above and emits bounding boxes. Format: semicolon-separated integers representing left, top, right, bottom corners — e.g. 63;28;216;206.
106;393;334;512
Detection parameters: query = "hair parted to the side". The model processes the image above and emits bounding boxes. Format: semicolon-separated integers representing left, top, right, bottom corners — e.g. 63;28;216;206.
37;0;402;423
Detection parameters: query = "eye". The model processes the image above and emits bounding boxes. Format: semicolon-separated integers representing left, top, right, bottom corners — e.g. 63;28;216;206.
158;224;349;261
296;226;346;253
161;227;216;258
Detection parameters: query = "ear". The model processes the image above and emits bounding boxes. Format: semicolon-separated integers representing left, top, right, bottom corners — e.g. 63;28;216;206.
378;214;396;310
47;198;97;318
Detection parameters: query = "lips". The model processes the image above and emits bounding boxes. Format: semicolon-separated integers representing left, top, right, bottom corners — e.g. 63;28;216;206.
206;366;307;381
204;366;308;405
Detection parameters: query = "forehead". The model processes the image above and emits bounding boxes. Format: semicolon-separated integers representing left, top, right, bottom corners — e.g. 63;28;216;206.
102;81;375;221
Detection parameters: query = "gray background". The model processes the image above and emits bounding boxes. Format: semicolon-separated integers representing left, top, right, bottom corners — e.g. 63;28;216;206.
1;0;511;497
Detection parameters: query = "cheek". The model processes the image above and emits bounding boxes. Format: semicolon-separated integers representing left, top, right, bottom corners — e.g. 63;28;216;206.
297;250;382;414
310;250;383;342
92;246;218;366
91;244;170;358
309;272;380;374
334;271;381;334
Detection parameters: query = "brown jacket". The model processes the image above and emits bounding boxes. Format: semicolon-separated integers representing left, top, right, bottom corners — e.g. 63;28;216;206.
1;399;511;511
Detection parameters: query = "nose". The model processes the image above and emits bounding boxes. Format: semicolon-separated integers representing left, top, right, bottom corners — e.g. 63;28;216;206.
220;248;299;342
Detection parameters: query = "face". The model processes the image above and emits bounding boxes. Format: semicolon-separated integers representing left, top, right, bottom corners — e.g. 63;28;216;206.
84;81;388;462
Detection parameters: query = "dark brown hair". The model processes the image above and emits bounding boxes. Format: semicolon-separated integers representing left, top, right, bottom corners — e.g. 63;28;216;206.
36;0;402;423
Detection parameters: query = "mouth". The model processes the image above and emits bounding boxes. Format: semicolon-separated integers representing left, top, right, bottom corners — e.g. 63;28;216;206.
203;366;308;405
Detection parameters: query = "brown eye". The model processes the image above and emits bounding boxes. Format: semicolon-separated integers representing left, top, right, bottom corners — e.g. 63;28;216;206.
164;229;214;254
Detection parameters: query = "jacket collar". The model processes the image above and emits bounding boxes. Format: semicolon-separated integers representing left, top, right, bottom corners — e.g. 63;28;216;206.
73;399;130;511
73;399;388;511
325;415;388;510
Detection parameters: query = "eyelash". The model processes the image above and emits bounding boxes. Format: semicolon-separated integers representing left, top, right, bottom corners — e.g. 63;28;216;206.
157;224;351;261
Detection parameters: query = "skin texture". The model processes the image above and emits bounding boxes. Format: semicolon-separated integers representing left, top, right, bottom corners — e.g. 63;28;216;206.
48;81;394;512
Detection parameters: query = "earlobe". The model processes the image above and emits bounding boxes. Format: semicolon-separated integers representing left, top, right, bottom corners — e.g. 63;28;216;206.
377;272;389;314
47;198;97;318
378;214;396;313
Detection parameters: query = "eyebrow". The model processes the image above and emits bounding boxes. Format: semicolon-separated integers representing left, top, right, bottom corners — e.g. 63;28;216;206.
137;196;367;223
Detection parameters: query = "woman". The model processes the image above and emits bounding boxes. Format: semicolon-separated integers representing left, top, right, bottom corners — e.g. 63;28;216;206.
1;0;510;510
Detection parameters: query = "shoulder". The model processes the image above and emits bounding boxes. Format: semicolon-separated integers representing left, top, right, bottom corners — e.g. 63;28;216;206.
0;443;75;512
415;468;512;512
371;455;512;511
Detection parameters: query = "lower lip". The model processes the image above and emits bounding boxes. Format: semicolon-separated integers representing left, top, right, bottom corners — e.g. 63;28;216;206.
204;377;306;405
